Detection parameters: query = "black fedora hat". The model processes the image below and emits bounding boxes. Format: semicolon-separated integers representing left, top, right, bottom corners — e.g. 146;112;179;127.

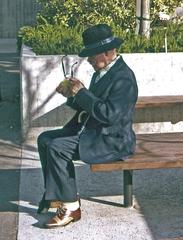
79;24;123;57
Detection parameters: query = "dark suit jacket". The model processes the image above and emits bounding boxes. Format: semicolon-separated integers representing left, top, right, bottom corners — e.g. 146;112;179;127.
65;56;138;164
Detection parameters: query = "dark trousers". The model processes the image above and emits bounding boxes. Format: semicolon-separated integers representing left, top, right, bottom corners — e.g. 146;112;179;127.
37;128;80;202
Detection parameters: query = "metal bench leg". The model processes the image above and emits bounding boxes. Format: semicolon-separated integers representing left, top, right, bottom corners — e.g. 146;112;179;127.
123;170;133;207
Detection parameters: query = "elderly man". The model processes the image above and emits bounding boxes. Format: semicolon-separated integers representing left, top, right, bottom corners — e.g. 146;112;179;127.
37;24;138;228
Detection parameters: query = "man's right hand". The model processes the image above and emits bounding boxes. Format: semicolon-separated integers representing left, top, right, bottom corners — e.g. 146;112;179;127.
56;79;72;98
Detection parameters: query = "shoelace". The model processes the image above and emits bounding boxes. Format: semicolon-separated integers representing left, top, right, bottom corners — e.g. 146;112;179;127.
56;205;67;217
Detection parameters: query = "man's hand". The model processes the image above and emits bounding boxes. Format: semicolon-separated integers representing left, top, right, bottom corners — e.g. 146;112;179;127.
56;79;72;97
70;78;85;96
56;78;85;97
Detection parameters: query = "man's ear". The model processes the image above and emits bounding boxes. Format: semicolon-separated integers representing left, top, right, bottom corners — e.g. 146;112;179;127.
105;50;111;56
105;49;116;57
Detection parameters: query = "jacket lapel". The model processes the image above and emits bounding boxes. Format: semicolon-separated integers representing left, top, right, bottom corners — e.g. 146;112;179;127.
90;72;112;96
89;72;98;90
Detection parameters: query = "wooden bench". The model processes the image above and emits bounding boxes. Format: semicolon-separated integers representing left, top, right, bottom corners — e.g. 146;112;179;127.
90;95;183;207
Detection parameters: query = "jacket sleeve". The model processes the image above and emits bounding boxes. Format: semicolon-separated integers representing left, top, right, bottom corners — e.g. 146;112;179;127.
66;96;82;111
74;74;138;125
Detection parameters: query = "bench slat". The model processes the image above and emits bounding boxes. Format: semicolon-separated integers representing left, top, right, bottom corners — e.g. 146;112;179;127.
90;132;183;172
136;95;183;109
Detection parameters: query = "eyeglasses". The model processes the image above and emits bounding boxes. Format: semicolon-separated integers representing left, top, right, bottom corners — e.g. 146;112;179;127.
61;55;78;78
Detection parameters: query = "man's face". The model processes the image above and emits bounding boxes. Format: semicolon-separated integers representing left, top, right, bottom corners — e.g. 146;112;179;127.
87;53;108;71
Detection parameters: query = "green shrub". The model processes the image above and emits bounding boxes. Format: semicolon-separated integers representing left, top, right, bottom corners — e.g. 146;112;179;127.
36;0;182;30
36;0;136;31
116;22;183;53
18;23;183;55
148;23;183;52
17;0;183;54
18;22;183;55
18;24;84;55
147;0;182;28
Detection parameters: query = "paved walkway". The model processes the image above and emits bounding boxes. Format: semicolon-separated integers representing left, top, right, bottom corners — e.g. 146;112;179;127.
0;41;183;240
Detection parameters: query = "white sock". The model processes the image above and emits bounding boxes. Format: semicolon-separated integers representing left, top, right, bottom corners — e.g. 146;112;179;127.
63;200;80;211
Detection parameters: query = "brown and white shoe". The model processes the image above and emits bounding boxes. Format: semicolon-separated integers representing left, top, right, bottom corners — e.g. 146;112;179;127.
45;206;81;228
37;194;81;214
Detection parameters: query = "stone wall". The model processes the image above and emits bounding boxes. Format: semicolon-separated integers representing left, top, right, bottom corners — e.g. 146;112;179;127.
21;46;183;138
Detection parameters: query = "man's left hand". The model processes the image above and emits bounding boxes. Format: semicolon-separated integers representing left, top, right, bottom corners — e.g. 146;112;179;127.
70;78;85;96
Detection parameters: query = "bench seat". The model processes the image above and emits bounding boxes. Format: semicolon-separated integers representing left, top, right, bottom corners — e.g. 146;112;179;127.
90;132;183;207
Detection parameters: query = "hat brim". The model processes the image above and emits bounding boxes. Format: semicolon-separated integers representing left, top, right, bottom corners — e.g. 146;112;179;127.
78;37;123;57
